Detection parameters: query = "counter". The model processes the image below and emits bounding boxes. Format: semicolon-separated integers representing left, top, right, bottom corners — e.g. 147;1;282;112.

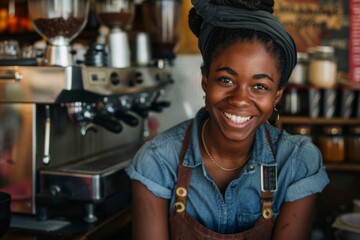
2;206;132;240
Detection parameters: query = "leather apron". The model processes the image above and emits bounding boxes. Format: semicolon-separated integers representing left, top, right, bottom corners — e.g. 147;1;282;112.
169;123;275;240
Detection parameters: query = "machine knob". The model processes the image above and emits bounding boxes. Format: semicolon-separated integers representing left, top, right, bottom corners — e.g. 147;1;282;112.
118;95;133;111
110;72;120;85
134;71;144;84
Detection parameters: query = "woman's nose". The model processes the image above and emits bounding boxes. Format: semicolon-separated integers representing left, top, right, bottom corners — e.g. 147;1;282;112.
228;87;252;108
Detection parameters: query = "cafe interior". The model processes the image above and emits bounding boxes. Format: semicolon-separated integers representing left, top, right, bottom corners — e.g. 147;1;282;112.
0;0;359;239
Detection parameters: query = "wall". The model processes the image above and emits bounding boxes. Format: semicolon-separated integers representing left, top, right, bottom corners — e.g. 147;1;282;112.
151;54;203;133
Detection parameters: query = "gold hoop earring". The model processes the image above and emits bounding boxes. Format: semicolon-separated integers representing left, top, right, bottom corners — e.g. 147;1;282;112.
267;108;279;126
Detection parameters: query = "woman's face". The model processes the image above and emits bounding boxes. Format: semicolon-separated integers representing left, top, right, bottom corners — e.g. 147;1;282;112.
202;40;284;142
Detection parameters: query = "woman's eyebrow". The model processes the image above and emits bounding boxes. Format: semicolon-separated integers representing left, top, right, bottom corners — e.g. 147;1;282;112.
215;66;238;76
254;73;273;82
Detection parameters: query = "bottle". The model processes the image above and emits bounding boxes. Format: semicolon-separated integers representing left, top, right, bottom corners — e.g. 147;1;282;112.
318;126;345;163
290;125;313;142
308;46;337;88
289;52;309;85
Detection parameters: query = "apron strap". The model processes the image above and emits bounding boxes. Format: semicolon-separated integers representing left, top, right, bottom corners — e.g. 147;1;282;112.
266;130;274;153
261;129;275;219
173;123;193;214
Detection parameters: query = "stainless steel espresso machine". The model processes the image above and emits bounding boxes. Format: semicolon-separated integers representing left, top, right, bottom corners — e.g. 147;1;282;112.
0;0;173;233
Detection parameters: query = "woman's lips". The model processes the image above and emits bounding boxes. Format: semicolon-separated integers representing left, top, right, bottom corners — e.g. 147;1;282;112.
223;111;252;124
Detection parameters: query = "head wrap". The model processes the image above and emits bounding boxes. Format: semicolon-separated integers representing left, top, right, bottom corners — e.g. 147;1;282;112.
191;0;297;85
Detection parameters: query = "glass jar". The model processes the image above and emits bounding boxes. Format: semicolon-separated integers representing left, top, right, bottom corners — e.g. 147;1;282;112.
289;52;309;85
288;125;313;142
317;126;345;163
282;85;308;116
308;46;337;88
346;126;360;162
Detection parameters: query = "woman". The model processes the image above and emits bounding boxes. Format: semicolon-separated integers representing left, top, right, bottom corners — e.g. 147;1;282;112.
125;0;329;239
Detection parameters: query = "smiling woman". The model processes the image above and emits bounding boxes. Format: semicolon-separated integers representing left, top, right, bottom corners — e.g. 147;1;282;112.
125;0;330;240
203;40;283;146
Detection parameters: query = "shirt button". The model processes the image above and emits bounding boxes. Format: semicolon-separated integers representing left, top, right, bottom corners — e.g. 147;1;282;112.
247;164;255;171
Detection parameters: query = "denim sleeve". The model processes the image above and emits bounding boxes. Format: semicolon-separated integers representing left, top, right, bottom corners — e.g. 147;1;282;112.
125;141;174;199
285;141;330;202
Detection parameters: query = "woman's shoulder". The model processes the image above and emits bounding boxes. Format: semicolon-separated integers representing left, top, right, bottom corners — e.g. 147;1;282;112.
125;119;194;198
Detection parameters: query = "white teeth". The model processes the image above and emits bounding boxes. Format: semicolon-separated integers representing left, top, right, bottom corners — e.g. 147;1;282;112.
224;112;251;124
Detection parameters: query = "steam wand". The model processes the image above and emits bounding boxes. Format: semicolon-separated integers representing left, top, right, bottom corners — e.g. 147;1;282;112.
43;105;51;165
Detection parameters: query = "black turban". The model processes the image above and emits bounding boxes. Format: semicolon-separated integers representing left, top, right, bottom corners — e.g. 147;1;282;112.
192;0;297;85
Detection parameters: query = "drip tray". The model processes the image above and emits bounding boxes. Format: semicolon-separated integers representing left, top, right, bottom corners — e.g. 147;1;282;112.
11;215;70;232
40;145;138;202
61;150;134;174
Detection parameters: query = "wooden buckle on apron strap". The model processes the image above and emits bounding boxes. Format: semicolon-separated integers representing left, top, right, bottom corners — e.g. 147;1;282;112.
174;187;187;213
262;191;274;219
174;200;186;213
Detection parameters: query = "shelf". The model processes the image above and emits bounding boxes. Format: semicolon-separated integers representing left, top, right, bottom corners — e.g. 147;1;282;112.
325;162;360;171
278;116;360;128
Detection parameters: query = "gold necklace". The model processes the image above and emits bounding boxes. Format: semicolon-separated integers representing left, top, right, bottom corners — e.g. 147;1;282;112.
201;118;248;172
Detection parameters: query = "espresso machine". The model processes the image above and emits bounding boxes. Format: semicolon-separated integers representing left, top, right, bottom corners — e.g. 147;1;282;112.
0;0;173;233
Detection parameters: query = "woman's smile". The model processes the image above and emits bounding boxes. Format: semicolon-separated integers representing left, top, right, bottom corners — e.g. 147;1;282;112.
219;109;257;136
223;111;252;124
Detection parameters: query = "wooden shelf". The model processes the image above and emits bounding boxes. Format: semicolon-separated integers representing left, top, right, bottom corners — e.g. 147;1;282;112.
277;116;360;128
325;162;360;171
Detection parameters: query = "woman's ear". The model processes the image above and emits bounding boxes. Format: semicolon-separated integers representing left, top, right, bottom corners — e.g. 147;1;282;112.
274;87;285;105
201;74;208;92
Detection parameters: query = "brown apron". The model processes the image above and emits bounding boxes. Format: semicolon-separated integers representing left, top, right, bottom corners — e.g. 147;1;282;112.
169;123;275;240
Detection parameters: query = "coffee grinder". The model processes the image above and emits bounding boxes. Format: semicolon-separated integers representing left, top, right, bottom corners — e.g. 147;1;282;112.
95;0;135;68
142;0;182;67
28;0;90;66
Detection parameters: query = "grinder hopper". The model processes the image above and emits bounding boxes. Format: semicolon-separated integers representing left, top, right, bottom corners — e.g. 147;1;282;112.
28;0;90;66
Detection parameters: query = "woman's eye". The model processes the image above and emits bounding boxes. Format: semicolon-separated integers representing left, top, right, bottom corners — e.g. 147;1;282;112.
217;77;234;85
254;84;268;90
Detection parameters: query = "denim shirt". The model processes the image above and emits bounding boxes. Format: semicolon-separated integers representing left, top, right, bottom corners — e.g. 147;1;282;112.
126;109;330;234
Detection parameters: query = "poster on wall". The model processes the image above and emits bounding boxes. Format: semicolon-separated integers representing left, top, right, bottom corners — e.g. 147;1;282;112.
349;0;360;82
274;0;347;73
